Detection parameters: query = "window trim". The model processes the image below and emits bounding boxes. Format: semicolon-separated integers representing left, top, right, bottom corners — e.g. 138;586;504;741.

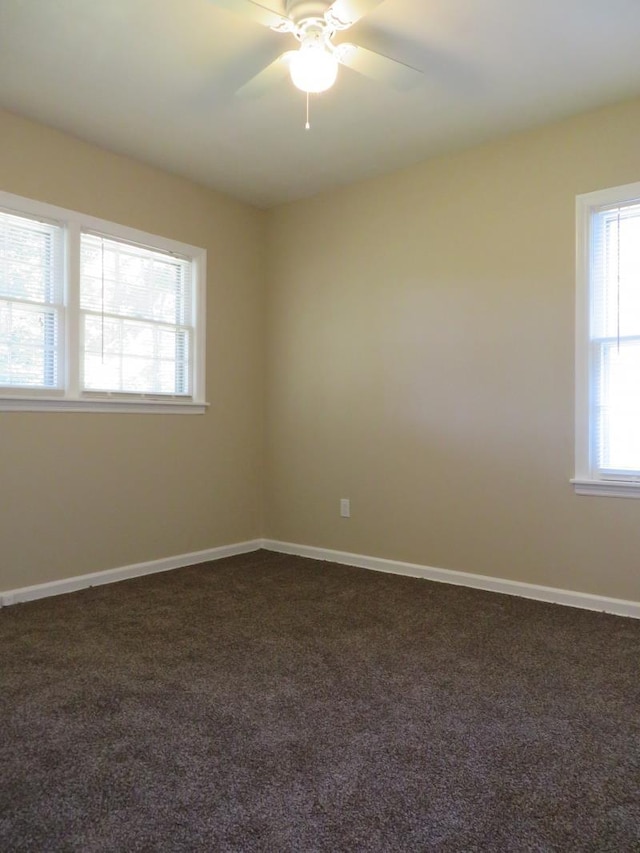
0;191;207;414
573;180;640;497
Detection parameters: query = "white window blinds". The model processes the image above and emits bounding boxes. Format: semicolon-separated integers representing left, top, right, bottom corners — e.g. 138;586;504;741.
590;201;640;476
0;210;63;388
80;233;193;397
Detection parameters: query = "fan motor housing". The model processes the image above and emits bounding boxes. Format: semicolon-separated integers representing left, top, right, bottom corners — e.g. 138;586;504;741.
285;0;332;25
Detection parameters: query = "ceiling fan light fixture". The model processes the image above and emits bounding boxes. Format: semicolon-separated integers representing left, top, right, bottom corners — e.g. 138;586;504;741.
290;38;339;93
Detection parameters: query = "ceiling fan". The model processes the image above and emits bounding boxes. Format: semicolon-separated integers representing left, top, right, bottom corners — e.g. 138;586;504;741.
209;0;423;100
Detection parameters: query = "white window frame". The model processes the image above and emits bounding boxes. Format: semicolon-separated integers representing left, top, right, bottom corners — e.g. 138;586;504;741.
573;180;640;498
0;191;207;414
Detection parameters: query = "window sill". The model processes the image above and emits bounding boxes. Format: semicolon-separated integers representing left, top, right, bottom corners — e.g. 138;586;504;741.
0;396;209;414
571;478;640;499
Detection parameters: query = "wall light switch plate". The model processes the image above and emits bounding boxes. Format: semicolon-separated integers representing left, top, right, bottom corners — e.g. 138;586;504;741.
340;498;350;518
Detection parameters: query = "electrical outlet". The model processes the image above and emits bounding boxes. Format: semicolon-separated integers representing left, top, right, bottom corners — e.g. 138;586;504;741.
340;498;350;518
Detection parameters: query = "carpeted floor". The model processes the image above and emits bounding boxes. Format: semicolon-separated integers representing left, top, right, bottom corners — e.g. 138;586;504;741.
1;550;639;852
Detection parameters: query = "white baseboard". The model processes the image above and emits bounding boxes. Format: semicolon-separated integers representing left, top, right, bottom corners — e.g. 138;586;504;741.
4;537;638;621
261;539;640;620
0;539;263;607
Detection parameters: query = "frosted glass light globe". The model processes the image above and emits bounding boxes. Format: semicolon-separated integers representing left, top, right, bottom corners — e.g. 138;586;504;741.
290;41;338;94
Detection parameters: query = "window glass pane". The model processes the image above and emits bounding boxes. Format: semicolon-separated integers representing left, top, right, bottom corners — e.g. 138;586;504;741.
80;232;194;397
0;302;59;387
597;340;640;472
80;234;191;324
82;315;190;395
0;209;62;389
596;206;640;339
0;211;61;304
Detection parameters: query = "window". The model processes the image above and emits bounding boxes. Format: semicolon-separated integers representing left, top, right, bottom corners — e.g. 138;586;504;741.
574;181;640;497
0;209;64;390
0;191;206;413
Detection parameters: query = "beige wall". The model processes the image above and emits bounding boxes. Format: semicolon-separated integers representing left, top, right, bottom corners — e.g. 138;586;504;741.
3;97;640;603
265;97;640;602
0;109;266;590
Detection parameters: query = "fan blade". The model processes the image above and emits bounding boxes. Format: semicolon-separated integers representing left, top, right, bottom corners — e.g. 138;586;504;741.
335;42;423;90
325;0;386;30
209;0;295;33
236;51;295;98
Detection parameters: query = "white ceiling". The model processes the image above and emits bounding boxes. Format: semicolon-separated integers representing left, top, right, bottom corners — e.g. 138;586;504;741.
1;0;640;208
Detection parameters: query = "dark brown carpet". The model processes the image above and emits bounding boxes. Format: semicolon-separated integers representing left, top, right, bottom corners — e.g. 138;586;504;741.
1;550;639;851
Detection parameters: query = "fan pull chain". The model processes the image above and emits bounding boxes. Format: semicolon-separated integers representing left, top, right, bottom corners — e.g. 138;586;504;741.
305;91;310;130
